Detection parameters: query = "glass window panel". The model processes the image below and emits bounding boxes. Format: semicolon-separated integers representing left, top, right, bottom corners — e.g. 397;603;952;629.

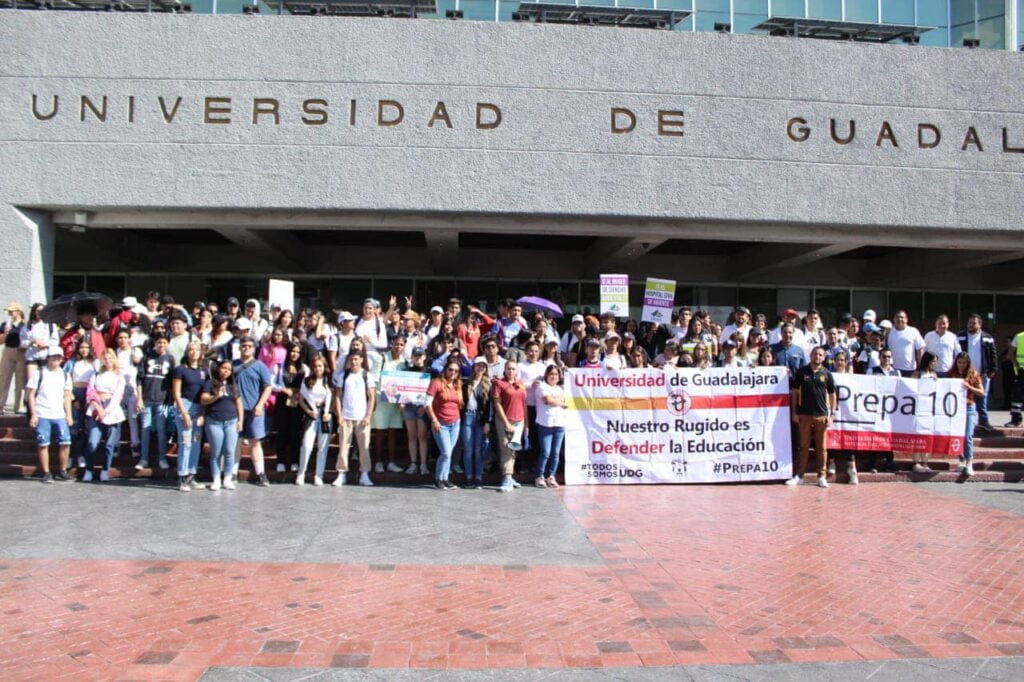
498;0;524;20
328;279;373;313
771;0;805;16
977;15;1006;47
706;286;738;308
579;282;599;317
620;0;657;7
807;0;842;20
418;280;457;313
658;0;693;8
917;0;948;25
960;293;994;322
887;291;923;325
53;274;85;298
844;0;879;22
777;288;812;316
191;0;214;12
422;0;457;19
852;290;887;322
736;287;776;321
924;292;959;328
83;275;125;302
538;282;578;317
734;0;768;32
211;0;255;14
461;0;497;21
126;275;168;302
881;0;915;24
1020;0;1024;49
163;277;207;308
454;280;497;312
920;26;950;47
950;0;976;46
695;0;730;30
373;279;415;307
813;289;851;328
997;295;1024;326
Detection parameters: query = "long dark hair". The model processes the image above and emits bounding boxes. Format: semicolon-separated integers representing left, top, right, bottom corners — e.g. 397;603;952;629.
284;342;303;374
304;354;332;390
212;360;235;391
948;351;979;381
29;303;45;324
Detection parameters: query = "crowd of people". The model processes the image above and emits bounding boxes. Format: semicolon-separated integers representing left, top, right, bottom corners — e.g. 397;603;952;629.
0;291;1018;490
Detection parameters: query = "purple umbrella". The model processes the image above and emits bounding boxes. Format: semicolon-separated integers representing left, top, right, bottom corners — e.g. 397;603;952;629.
516;296;563;318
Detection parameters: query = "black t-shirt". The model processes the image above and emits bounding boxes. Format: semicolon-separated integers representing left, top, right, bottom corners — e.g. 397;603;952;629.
140;351;175;404
173;365;208;403
2;321;24;349
791;364;836;417
201;379;239;422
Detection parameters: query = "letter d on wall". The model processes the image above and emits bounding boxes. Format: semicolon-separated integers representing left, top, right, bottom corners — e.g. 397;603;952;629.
611;108;636;134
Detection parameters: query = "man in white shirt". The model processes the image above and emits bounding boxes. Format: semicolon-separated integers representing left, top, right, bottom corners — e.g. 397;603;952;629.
886;310;925;376
479;335;506;380
719;306;752;347
327;312;356;373
26;345;74;483
924;314;958;376
768;308;805;348
559;314;586;367
243;299;269;342
333;352;376;487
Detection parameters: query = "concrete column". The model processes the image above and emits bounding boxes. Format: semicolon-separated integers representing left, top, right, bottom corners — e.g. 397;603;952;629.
0;206;54;306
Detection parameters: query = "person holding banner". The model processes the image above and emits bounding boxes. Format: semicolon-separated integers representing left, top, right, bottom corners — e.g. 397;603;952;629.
425;361;463;490
493;360;528;493
399;347;432;476
909;352;940;473
949;352;985;477
786;346;837;488
534;365;567;488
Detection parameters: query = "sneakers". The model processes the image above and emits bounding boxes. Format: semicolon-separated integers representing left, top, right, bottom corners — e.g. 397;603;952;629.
965;462;975;477
276;463;286;473
223;476;236;490
847;468;859;486
313;475;323;487
912;463;931;473
82;470;93;482
53;471;71;483
77;456;86;468
784;475;804;486
419;463;431;476
178;476;190;492
535;477;547;488
209;477;222;491
545;477;559;488
957;462;967;474
827;461;836;476
189;475;204;489
817;477;829;488
295;474;306;486
498;476;514;493
359;472;374;487
1004;419;1021;427
130;444;140;459
289;464;298;473
511;479;522;489
443;480;457;490
404;463;418;475
332;474;345;487
374;462;385;474
135;459;148;471
99;470;110;482
158;458;170;470
453;464;464;474
387;462;404;473
41;472;53;484
257;472;270;487
434;480;445;490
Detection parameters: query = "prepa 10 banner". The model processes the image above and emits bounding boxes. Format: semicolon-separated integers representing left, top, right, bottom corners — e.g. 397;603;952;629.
563;367;792;485
828;374;967;456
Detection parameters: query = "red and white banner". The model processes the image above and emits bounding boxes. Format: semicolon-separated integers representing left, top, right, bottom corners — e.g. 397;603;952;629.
564;367;792;485
828;374;967;456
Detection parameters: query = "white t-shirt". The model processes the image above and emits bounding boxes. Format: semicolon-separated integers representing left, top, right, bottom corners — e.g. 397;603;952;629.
69;359;98;384
719;324;750;346
517;360;547;406
887;326;926;372
331;331;354;370
34;368;72;420
768;326;806;348
603;353;628;370
924;330;959;373
535;382;567;428
300;378;333;415
967;331;983;371
338;369;374;420
486;357;506;380
355;316;388;354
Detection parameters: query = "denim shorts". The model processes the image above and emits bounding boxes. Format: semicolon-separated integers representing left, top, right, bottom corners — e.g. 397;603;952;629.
401;403;426;422
35;417;71;447
242;410;266;440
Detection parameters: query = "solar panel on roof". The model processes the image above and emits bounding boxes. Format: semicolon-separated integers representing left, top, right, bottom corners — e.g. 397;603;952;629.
753;16;934;44
514;3;691;30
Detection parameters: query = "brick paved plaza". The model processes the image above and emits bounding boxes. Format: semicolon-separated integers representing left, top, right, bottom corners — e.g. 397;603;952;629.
1;480;1022;680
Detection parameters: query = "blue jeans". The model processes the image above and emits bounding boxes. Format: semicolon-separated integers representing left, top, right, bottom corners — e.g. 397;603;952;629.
977;376;991;427
174;399;204;475
140;402;171;462
205;418;238;481
536;424;565;478
432;419;460;482
962;404;977;462
70;386;88;461
460;411;486;479
85;417;121;471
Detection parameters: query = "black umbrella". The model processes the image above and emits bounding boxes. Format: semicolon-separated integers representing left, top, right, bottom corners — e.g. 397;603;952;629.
41;292;113;325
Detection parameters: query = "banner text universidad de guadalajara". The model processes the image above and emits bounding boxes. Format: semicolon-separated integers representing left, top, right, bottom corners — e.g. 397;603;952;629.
563;368;967;485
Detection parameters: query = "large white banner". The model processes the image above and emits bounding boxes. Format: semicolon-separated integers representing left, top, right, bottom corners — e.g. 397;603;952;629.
564;367;792;485
829;374;967;456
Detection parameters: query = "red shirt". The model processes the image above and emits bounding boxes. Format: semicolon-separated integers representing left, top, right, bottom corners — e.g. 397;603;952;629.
427;378;462;424
493;379;527;422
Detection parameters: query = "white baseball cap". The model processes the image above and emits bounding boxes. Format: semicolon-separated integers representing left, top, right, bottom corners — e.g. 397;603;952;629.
572;314;585;324
862;309;877;322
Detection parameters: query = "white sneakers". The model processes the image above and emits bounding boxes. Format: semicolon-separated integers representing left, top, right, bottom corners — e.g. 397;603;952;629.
158;458;170;470
817;477;829;488
313;476;323;487
784;475;804;486
100;470;111;482
77;456;86;468
82;470;93;482
223;477;236;490
960;462;976;477
135;459;148;471
827;461;836;476
276;463;286;473
359;472;374;487
404;463;418;475
387;462;404;473
374;462;385;474
295;475;305;486
912;463;931;473
332;474;345;487
209;477;221;491
419;463;431;476
847;468;859;486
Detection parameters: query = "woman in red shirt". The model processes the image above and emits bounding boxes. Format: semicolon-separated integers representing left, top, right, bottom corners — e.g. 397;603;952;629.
492;360;528;492
425;360;464;490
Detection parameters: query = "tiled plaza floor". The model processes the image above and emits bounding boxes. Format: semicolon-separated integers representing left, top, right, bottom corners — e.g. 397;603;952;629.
0;481;1022;680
